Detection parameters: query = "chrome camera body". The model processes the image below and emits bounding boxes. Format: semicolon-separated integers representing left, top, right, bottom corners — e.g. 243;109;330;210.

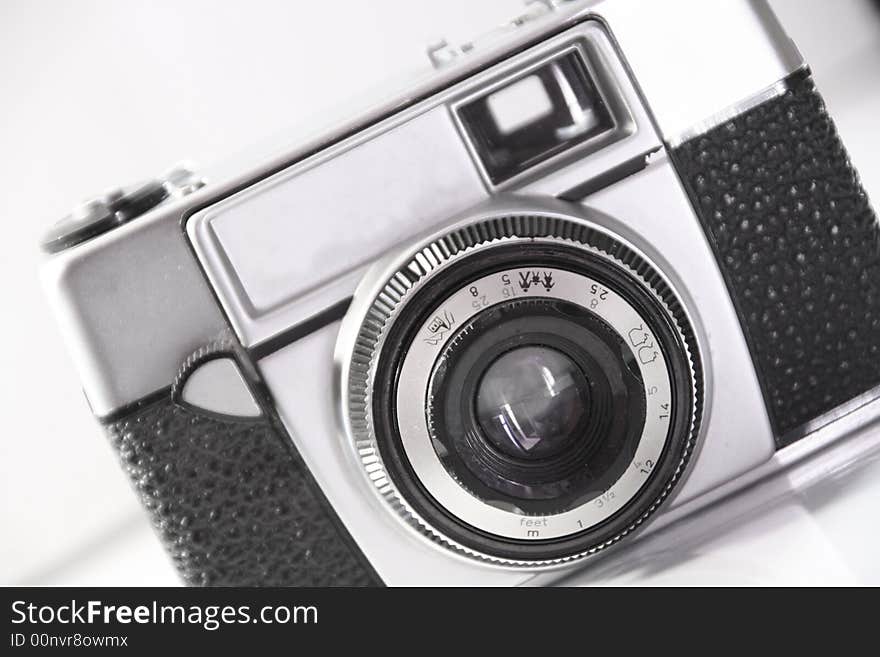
42;0;880;586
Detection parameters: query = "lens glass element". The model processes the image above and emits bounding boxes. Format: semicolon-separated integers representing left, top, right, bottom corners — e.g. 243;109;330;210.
475;346;590;461
426;297;647;513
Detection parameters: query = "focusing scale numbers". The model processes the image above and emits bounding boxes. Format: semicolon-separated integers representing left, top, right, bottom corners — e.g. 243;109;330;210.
587;282;609;310
627;324;671;420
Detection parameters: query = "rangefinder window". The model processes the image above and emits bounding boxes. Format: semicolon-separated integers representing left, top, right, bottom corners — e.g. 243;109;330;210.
457;49;614;185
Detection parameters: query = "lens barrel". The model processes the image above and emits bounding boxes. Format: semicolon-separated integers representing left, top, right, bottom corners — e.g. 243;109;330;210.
343;212;702;565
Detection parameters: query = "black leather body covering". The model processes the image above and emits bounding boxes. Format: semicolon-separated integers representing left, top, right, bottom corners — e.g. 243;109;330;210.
671;72;880;445
104;396;382;586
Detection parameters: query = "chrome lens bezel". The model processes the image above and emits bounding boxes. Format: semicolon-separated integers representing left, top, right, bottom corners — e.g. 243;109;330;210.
341;211;702;567
398;266;673;540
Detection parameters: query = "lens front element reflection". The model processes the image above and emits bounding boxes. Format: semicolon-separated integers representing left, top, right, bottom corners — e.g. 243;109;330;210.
475;345;591;461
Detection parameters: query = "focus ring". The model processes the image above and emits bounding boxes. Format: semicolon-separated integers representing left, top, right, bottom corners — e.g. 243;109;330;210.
344;212;703;567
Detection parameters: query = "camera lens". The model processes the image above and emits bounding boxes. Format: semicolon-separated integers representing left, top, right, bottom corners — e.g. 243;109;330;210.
475;346;591;461
345;213;702;564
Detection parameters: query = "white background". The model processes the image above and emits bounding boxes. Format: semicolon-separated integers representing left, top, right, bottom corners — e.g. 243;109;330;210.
2;0;880;585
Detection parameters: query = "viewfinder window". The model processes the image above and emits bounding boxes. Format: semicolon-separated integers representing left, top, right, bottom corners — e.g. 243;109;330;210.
486;75;555;135
457;50;613;185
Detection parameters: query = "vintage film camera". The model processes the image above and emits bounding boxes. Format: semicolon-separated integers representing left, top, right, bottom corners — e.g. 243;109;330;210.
42;0;880;585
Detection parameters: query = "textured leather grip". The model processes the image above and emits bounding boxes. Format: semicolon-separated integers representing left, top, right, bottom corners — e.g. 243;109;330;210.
104;395;382;586
671;72;880;444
